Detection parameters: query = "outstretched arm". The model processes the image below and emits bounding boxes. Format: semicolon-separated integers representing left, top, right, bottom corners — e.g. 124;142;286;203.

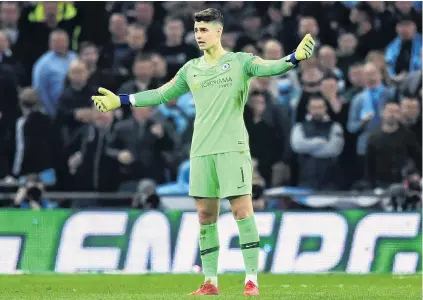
242;33;315;78
92;64;190;112
244;56;296;77
130;69;190;107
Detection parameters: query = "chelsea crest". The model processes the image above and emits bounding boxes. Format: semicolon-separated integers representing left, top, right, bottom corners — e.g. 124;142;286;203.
221;63;231;71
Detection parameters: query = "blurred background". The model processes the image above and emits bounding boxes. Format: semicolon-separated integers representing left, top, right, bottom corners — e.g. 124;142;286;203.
0;1;421;275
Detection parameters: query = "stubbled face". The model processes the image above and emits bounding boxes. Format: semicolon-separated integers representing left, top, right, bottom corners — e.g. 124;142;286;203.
79;46;98;67
308;98;327;120
383;103;401;126
194;21;222;51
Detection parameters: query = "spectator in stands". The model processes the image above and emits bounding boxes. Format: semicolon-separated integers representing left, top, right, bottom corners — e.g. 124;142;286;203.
321;73;350;127
393;1;422;32
318;45;345;93
262;39;300;107
321;73;356;188
344;62;365;103
107;106;174;189
350;4;382;58
131;2;164;50
385;14;422;79
295;68;324;122
281;15;321;55
298;16;320;45
98;13;129;70
234;9;262;51
347;63;396;181
118;53;158;119
221;1;246;32
0;30;26;86
365;51;394;86
336;33;360;81
118;24;149;77
67;107;119;207
8;88;58;180
157;15;198;80
399;66;422;98
263;2;283;38
366;100;421;188
360;63;396;129
365;1;397;47
32;29;77;118
0;2;20;45
150;53;168;86
78;41;117;92
245;90;285;187
291;94;344;190
56;60;96;147
19;2;79;80
400;93;422;145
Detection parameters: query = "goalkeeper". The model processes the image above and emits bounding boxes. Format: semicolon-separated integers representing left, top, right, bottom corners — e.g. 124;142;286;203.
92;8;315;296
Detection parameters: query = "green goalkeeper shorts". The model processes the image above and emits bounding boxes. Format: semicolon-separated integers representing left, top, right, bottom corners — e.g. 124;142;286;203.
189;151;253;199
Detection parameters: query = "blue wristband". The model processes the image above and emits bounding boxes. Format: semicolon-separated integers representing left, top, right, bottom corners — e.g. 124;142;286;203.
119;94;131;105
288;52;299;65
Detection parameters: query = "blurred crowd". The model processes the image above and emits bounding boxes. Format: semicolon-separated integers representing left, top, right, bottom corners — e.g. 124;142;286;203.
0;1;421;209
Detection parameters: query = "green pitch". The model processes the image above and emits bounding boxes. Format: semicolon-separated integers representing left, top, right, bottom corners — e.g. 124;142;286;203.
0;274;421;300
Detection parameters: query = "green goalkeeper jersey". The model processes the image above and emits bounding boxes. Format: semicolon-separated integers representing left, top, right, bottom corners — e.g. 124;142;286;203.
132;52;294;158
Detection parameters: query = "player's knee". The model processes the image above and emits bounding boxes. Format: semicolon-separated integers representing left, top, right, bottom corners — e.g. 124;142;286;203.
198;210;218;225
229;195;254;220
232;207;253;220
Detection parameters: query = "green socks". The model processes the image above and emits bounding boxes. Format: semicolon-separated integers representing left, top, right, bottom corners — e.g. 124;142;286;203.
199;223;219;286
236;215;260;285
198;216;260;287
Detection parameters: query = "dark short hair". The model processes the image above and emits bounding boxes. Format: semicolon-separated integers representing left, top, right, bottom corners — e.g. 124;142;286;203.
134;53;152;63
193;8;224;26
19;87;40;103
384;99;399;108
322;72;338;82
78;41;97;54
309;92;324;101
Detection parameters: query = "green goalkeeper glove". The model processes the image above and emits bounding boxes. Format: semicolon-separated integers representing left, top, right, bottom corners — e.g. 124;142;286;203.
287;33;315;65
91;88;131;112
